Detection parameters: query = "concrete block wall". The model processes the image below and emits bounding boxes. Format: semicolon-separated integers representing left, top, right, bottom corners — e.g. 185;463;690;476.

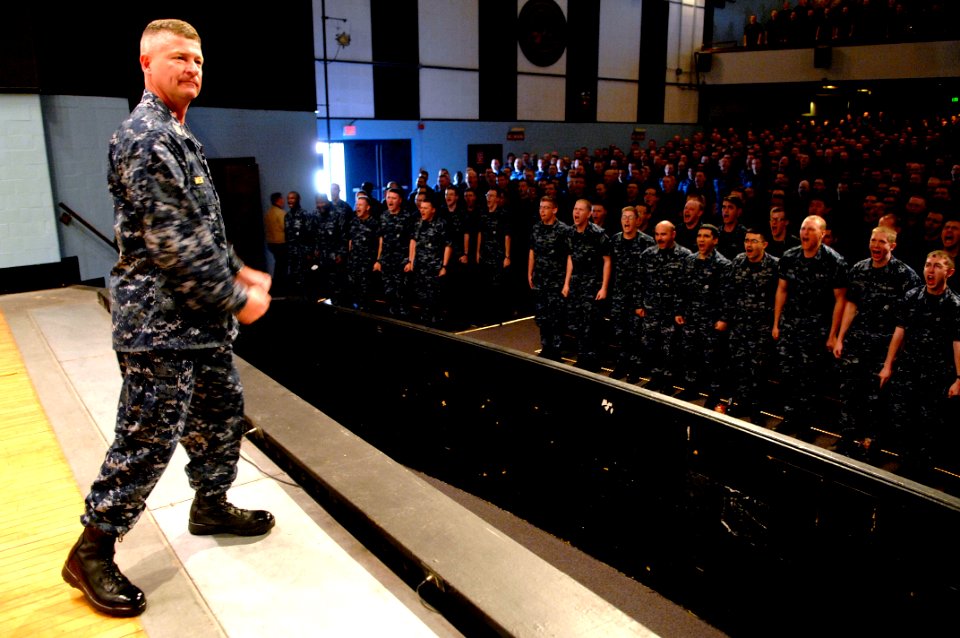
42;95;130;282
0;95;60;269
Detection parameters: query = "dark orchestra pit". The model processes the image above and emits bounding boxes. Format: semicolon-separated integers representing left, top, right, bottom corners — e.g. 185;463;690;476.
236;299;960;637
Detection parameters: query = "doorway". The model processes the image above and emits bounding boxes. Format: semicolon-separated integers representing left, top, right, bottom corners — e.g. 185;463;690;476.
342;139;412;201
209;157;267;272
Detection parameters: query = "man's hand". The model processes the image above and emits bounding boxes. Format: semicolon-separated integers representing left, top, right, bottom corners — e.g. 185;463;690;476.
878;364;893;388
833;339;844;359
236;285;270;324
236;266;272;292
948;378;960;398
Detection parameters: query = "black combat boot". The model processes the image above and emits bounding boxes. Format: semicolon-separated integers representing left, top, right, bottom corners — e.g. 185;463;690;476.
62;526;147;617
188;494;275;536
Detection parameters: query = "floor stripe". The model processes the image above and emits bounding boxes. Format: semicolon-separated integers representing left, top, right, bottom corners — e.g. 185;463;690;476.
0;309;145;637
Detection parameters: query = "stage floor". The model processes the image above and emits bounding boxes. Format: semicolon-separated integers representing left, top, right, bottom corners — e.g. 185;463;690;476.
0;288;462;638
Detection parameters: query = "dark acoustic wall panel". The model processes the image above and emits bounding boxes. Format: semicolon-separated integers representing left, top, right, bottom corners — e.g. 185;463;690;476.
637;0;669;123
479;1;518;121
371;0;420;120
564;0;600;123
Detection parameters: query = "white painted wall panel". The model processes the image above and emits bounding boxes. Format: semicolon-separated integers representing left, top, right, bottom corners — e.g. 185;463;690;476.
419;0;479;68
667;1;704;79
316;62;375;119
664;85;699;124
517;74;565;121
598;0;642;80
420;69;479;119
597;80;638;123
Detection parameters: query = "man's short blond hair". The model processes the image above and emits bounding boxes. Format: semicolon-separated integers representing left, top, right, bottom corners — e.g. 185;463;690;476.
141;19;201;55
871;225;898;244
927;250;955;271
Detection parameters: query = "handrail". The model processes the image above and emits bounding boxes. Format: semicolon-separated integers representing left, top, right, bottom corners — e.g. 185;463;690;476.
58;202;118;252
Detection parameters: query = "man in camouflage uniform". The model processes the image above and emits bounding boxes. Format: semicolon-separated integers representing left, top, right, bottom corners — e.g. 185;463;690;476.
638;221;693;392
285;191;318;299
528;195;570;360
772;215;848;433
832;226;920;458
476;187;513;324
674;224;732;404
716;228;779;421
441;185;472;323
345;194;380;310
879;251;960;479
63;19;274;618
374;187;415;316
609;206;654;381
314;192;348;303
562;198;611;372
405;197;453;325
718;194;748;259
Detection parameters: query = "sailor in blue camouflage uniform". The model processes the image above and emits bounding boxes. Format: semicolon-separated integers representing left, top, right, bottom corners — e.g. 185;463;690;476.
405;197;453;325
375;187;415;316
528;195;571;360
832;226;920;457
476;187;513;323
716;228;779;420
674;224;732;404
772;215;848;434
879;250;960;478
608;206;655;381
285;191;318;299
314;193;348;302
562;198;612;372
637;221;694;391
63;19;274;619
345;194;380;310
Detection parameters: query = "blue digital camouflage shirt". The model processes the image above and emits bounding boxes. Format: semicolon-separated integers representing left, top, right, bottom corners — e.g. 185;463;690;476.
529;220;571;289
610;231;654;311
677;248;732;323
108;90;246;351
721;252;780;330
638;243;694;318
777;243;848;335
567;222;611;291
844;256;920;352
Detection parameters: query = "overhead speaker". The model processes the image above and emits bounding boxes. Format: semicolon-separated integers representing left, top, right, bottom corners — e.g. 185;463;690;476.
695;51;713;73
814;46;832;69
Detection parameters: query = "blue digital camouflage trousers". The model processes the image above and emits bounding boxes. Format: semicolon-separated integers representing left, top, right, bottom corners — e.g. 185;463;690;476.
532;286;565;352
82;347;244;535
